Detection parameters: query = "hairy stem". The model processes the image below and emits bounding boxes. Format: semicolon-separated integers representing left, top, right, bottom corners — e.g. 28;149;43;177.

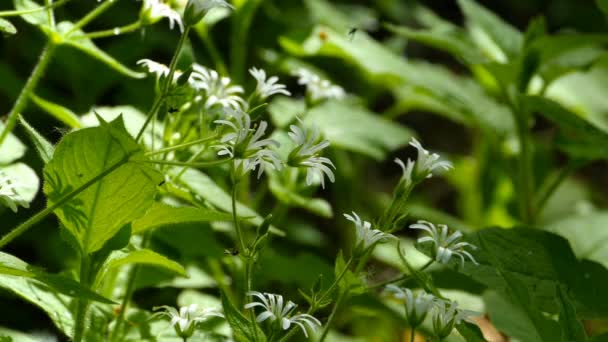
0;0;71;17
81;21;142;40
68;0;119;34
0;42;56;146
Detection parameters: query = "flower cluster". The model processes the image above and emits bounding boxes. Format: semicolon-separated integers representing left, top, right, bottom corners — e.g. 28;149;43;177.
344;211;393;253
295;68;345;102
215;110;282;178
244;291;322;338
395;138;453;189
153;304;223;338
385;286;478;338
287;121;335;188
191;64;246;110
410;220;478;267
0;171;29;213
249;67;291;102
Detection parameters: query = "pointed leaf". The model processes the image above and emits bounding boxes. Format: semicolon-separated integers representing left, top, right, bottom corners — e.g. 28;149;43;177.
18;115;55;163
221;293;266;342
100;249;187;281
13;0;50;27
556;286;587;341
43;115;162;254
0;19;16;35
29;93;82;128
132;203;234;234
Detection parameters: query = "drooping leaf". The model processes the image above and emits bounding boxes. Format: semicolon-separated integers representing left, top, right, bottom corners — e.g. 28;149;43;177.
221;293;266;342
98;249;187;283
132;203;234;234
29;93;82;128
0;19;16;35
53;22;145;79
18;115;55;163
43;115;162;254
13;0;50;27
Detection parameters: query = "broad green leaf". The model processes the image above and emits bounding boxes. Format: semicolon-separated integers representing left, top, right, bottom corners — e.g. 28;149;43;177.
54;22;145;79
18;115;55;163
546;211;608;268
221;293;266;342
43;116;162;254
173;168;284;236
0;122;26;165
132;203;234;234
100;249;187;281
456;322;486;342
457;0;522;61
0;251;34;277
13;0;50;27
29;93;82;128
460;228;608;319
0;162;39;203
0;328;36;342
0;19;16;35
304;100;413;160
523;96;608;160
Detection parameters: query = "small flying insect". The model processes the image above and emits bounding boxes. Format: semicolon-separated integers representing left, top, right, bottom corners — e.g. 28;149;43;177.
168;107;179;114
224;248;239;256
348;27;358;42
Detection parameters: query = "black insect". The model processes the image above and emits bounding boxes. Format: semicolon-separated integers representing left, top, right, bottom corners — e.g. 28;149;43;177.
348;27;358;41
224;248;239;256
168;107;179;114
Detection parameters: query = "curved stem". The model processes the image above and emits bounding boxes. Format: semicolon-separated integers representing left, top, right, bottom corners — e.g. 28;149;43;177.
318;290;346;342
68;0;119;34
80;21;142;40
316;257;353;306
73;255;92;342
142;158;232;168
0;0;71;17
230;0;262;83
44;0;55;28
0;42;56;146
231;184;247;254
144;134;219;156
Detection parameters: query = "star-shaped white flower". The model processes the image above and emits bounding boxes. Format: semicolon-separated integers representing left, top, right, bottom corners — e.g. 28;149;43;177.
295;68;345;102
153;304;223;338
385;286;436;328
190;65;246;110
410;220;478;267
249;67;291;101
344;212;393;252
140;0;184;32
287;120;335;188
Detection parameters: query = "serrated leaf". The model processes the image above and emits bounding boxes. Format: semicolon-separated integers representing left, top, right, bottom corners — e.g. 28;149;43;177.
18;115;55;163
99;249;187;283
132;203;234;234
221;293;266;342
304;100;413;160
0;19;16;35
43;115;162;254
29;93;82;128
54;21;145;79
13;0;49;27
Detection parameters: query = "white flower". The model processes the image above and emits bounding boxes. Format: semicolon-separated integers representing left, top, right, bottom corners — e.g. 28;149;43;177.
249;67;291;101
410;221;478;267
153;304;223;338
215;110;282;178
396;138;452;187
0;171;29;213
244;291;321;338
432;299;478;339
190;64;246;110
287;121;335;188
295;69;345;102
140;0;184;33
137;59;171;79
344;212;392;252
385;286;435;328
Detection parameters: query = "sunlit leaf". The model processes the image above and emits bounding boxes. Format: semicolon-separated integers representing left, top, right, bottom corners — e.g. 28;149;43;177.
132;203;234;234
29;93;82;128
18;115;55;163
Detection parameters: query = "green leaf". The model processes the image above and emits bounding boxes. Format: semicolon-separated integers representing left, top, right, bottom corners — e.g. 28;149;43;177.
13;0;50;27
456;322;487;342
596;0;608;15
460;228;608;319
546;211;608;268
221;293;266;342
304;100;413;160
18;115;55;163
556;285;587;341
0;162;39;204
0;19;16;35
0;121;26;165
267;97;305;128
268;175;333;218
99;249;187;282
132;203;234;234
173;168;284;236
43;115;162;254
29;93;82;128
457;0;522;60
54;21;145;79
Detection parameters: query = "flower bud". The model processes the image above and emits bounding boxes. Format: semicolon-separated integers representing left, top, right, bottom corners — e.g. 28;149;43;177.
183;0;233;27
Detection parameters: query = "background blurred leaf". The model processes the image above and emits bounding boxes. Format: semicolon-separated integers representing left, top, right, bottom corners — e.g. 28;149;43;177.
132;203;234;234
0;19;16;35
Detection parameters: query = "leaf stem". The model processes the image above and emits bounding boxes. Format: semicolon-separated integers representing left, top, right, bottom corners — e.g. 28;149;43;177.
73;255;92;342
0;153;132;249
68;0;119;34
144;134;219;156
0;0;71;17
0;42;56;146
142;158;232;168
410;328;416;342
80;21;142;40
318;290;346;342
231;184;247;254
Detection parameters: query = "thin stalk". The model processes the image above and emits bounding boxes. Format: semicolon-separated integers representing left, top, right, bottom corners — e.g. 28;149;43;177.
515;113;534;223
0;153;132;249
136;26;191;141
44;0;55;28
0;0;71;17
144;134;218;156
410;328;416;342
534;159;583;221
199;31;227;75
318;290;346;342
68;0;119;34
0;43;56;146
315;257;353;306
142;158;231;168
231;185;247;254
73;255;92;342
230;0;262;83
80;21;142;40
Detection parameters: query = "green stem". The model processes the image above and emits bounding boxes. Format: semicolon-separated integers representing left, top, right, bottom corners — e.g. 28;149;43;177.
80;21;142;40
68;0;119;34
73;255;92;342
410;327;416;342
0;153;132;249
231;184;247;254
318;290;346;342
44;0;55;28
0;42;56;147
142;158;232;168
144;134;218;156
230;0;262;83
0;0;71;17
316;257;353;306
136;26;191;141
